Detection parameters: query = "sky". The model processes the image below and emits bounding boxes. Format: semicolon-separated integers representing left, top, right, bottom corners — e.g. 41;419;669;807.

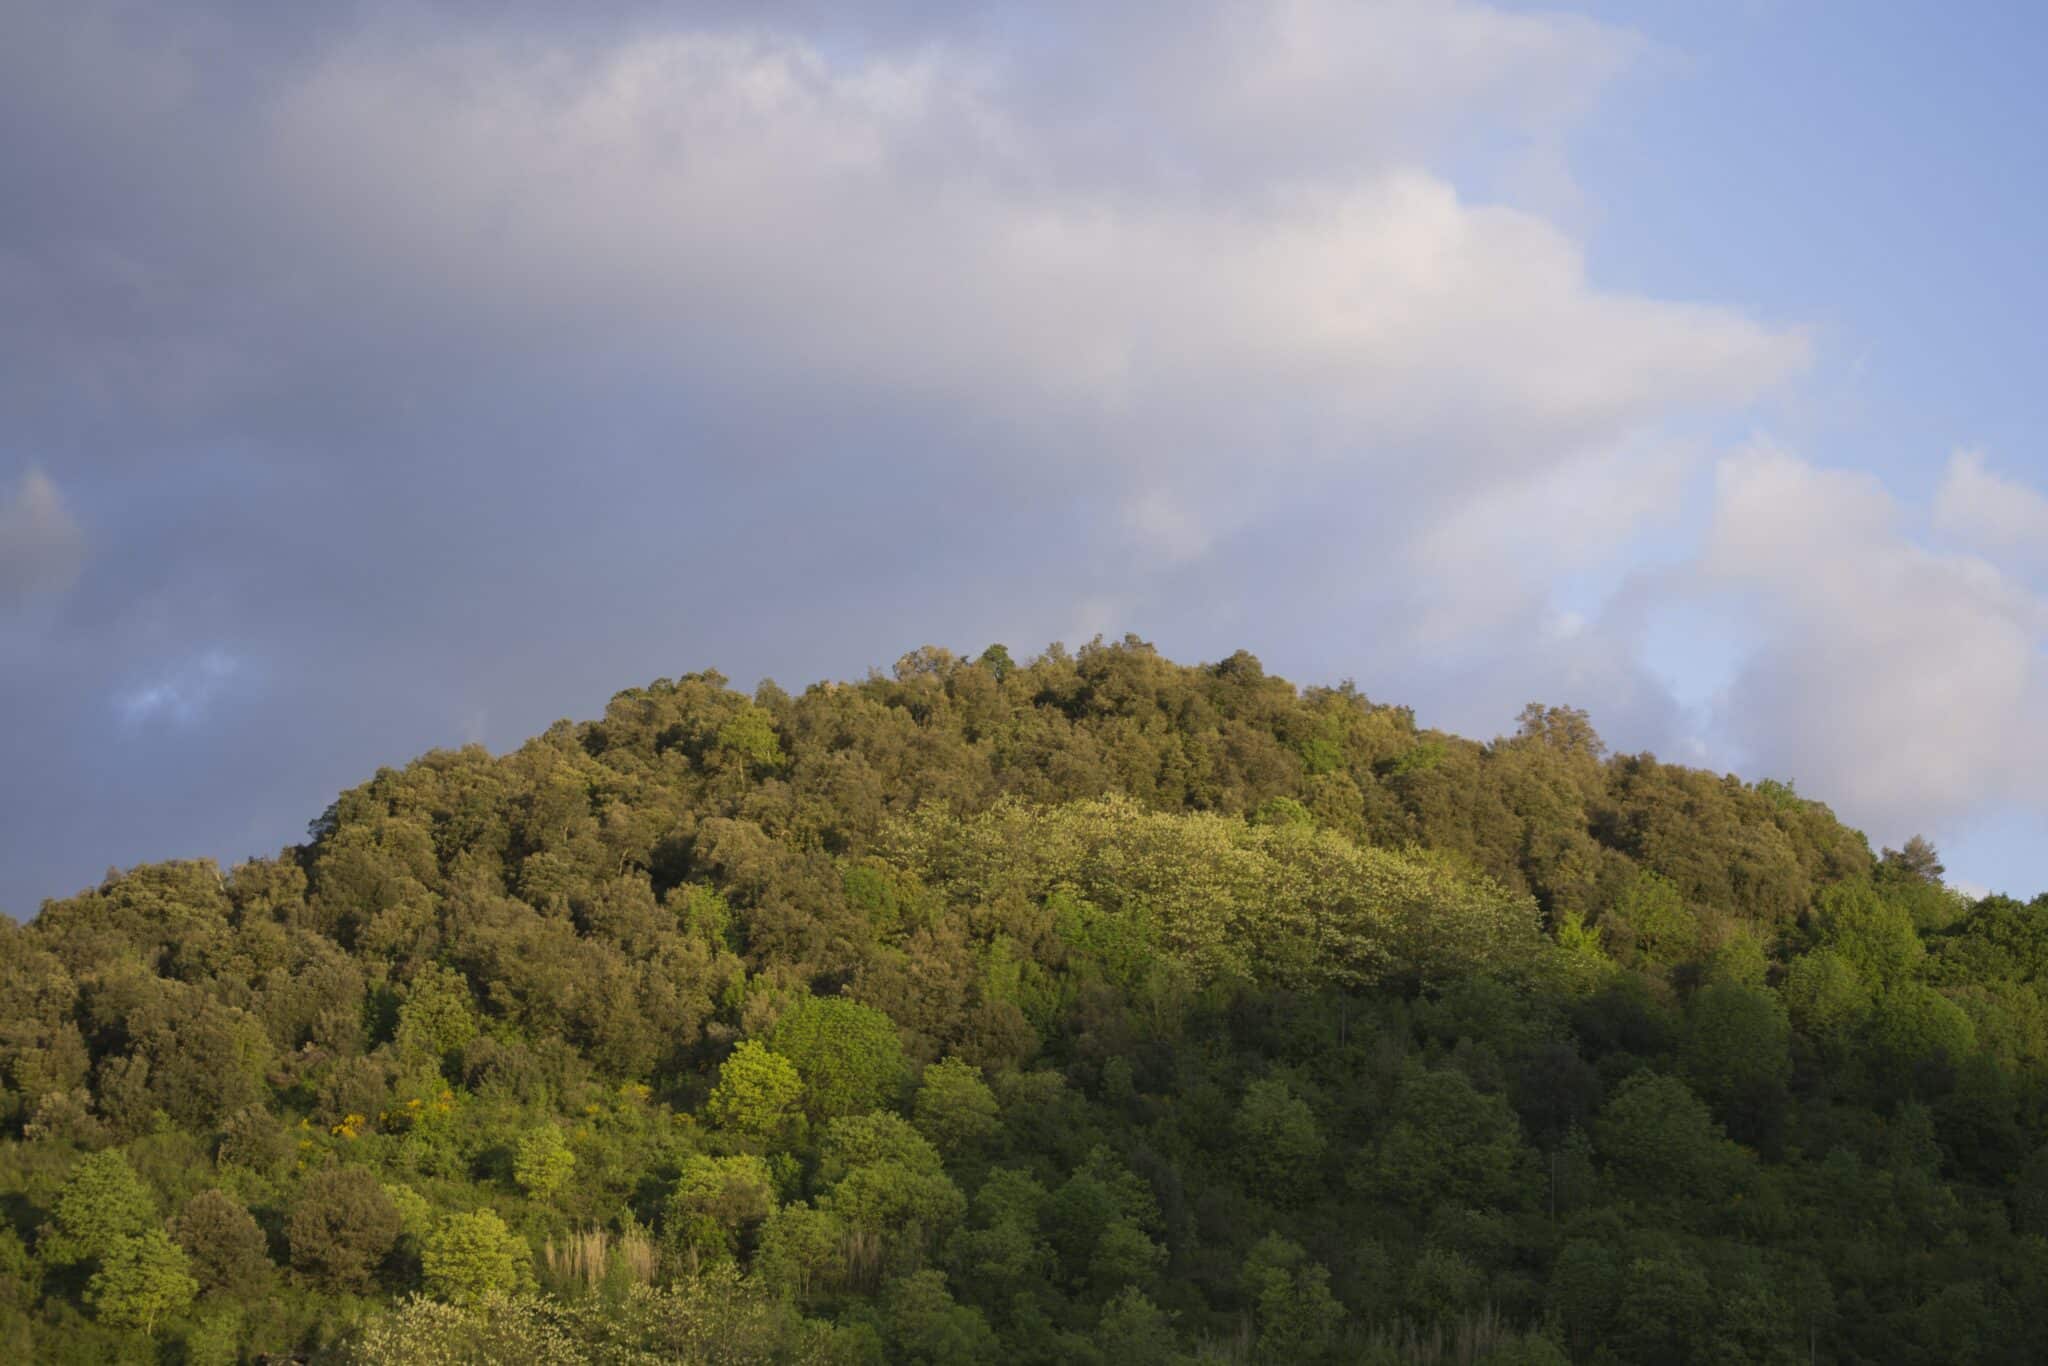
3;0;2045;915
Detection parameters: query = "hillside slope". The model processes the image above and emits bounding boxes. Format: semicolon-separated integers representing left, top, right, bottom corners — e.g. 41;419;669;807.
3;638;2044;1363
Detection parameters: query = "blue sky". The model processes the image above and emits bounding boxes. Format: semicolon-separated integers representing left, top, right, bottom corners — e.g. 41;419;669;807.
2;1;2044;913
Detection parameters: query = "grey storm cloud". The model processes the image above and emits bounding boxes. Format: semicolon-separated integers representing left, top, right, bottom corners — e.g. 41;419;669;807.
10;0;2026;912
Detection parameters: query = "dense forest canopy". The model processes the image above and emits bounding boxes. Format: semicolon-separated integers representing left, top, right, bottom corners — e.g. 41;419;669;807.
3;637;2044;1363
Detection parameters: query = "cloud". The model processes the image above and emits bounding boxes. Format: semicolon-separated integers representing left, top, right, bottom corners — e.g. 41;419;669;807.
116;649;252;729
0;470;85;606
241;15;1802;587
1694;444;2048;842
1934;449;2048;573
0;1;1817;911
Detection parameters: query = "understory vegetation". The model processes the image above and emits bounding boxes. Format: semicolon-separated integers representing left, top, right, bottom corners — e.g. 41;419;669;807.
3;638;2044;1363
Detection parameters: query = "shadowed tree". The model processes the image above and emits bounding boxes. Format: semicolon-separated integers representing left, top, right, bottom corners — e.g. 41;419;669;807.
169;1189;271;1299
288;1167;403;1293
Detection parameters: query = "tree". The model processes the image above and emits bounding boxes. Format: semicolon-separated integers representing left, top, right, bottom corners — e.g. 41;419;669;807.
395;964;479;1065
1870;983;1977;1078
1232;1077;1325;1201
1240;1234;1343;1363
705;1040;804;1142
168;1189;271;1298
1515;703;1606;759
1377;1068;1527;1210
1403;1245;1483;1326
1681;982;1790;1140
977;644;1015;680
86;1229;196;1335
1608;870;1698;967
1813;881;1924;989
1595;1073;1742;1197
668;1155;778;1263
768;995;908;1119
714;705;785;780
755;1202;846;1302
1880;836;1946;886
1549;1238;1619;1356
1089;1217;1165;1296
1782;949;1871;1046
1095;1286;1180;1366
422;1210;528;1306
883;1269;999;1365
512;1124;576;1201
912;1058;999;1155
288;1166;404;1292
41;1150;156;1268
821;1158;966;1251
1608;1249;1715;1364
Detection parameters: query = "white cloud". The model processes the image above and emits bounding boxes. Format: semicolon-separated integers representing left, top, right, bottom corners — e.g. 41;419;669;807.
1694;444;2048;842
258;13;1803;551
0;470;85;606
116;649;248;729
1934;449;2048;572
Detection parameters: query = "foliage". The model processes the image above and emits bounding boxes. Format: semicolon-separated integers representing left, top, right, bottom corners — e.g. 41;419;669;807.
910;1058;999;1155
421;1209;529;1305
706;1040;805;1142
768;996;909;1120
0;640;2041;1363
85;1227;196;1335
168;1189;272;1298
41;1150;156;1268
288;1165;404;1292
513;1124;577;1200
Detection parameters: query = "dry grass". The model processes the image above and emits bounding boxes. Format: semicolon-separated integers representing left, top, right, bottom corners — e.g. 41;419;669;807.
540;1222;658;1296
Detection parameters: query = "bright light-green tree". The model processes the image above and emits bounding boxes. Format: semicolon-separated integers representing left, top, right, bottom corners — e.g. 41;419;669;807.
86;1228;196;1335
421;1209;528;1306
512;1124;576;1201
42;1150;156;1268
705;1039;805;1141
768;995;908;1119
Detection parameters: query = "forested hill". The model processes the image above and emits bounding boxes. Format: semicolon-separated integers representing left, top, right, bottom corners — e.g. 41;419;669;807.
5;638;2046;1364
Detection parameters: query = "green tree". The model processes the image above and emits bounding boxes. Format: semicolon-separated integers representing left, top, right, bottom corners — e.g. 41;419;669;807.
668;1155;778;1263
1814;881;1925;989
512;1124;576;1201
86;1229;196;1336
1870;983;1977;1075
1595;1073;1742;1196
1377;1068;1527;1210
912;1058;1000;1155
1608;870;1698;966
395;964;479;1065
1232;1077;1325;1201
287;1165;404;1292
768;995;908;1120
1403;1245;1483;1325
1782;949;1871;1046
1240;1233;1344;1363
422;1210;528;1306
41;1150;157;1269
1095;1286;1180;1365
168;1189;272;1298
1549;1238;1619;1356
1609;1249;1713;1364
1681;981;1790;1140
715;705;785;780
706;1040;805;1142
883;1268;999;1365
756;1202;846;1302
